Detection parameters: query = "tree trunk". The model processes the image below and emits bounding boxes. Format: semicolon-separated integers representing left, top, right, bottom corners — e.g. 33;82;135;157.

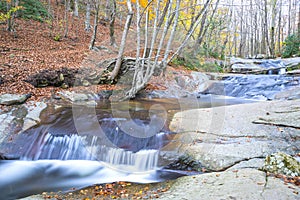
64;0;70;37
269;0;277;57
6;0;13;32
298;2;300;37
277;0;282;54
109;0;117;46
162;0;180;68
74;0;79;17
110;0;133;80
85;0;91;31
89;2;100;50
144;0;161;78
288;0;291;35
238;0;244;57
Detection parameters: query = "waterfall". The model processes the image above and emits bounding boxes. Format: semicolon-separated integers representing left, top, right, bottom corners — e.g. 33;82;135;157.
22;133;160;172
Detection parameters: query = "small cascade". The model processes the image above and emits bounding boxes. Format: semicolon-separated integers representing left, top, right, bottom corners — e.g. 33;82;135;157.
21;132;160;171
97;147;159;171
202;75;300;100
22;133;92;160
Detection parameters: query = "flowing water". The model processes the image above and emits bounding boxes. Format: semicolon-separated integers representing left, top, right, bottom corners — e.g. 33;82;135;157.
0;74;299;199
203;74;300;100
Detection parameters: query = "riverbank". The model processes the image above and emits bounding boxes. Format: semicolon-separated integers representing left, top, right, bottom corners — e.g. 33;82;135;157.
9;98;296;199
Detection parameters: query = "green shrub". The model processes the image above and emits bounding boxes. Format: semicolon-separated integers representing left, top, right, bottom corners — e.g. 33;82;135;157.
171;53;223;73
0;1;6;12
19;0;49;22
282;33;300;58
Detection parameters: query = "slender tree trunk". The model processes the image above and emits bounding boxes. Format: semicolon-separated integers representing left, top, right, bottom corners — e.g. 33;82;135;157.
131;0;142;96
238;0;244;57
277;0;282;54
298;2;300;37
110;0;133;80
288;0;291;35
263;0;271;56
270;0;277;57
74;0;79;17
109;0;117;46
64;0;70;37
151;0;173;75
85;0;91;31
89;2;100;50
144;0;161;78
6;0;13;32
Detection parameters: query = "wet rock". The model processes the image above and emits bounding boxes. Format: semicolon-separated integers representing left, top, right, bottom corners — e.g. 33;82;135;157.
98;90;113;99
159;168;300;200
230;58;286;74
165;155;203;171
262;152;300;177
0;102;48;145
150;72;209;98
22;102;47;131
282;57;300;68
0;94;31;105
58;91;89;102
202;75;300;100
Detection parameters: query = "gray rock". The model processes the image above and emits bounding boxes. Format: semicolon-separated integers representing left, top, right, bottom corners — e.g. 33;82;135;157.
150;72;210;98
226;158;265;171
0;94;31;105
22;102;47;131
253;101;300;129
159;168;300;200
169;100;300;171
275;86;300;100
58;91;89;102
282;57;300;67
0;112;15;144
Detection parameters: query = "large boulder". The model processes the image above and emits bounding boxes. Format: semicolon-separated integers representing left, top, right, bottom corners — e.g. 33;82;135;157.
168;100;300;171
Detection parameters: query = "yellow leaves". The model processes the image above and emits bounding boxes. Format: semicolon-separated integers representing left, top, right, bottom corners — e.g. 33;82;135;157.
118;0;150;8
0;5;23;22
134;0;149;8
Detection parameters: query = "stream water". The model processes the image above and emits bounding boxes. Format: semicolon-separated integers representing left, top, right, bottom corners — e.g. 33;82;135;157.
0;74;299;199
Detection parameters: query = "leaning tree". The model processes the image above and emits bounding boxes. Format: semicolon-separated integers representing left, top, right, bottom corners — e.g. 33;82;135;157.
106;0;214;99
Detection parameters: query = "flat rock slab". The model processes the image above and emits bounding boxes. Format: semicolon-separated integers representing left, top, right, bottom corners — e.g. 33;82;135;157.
169;100;300;171
0;94;31;105
275;86;300;100
254;102;300;129
159;168;300;200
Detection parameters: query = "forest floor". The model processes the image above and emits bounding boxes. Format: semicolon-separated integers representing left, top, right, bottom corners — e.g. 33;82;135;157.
0;13;115;101
0;5;191;104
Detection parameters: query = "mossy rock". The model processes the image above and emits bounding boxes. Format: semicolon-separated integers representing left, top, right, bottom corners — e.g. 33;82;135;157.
262;152;300;177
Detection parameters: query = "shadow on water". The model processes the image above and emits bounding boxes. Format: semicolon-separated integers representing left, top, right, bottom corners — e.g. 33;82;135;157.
0;96;255;199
